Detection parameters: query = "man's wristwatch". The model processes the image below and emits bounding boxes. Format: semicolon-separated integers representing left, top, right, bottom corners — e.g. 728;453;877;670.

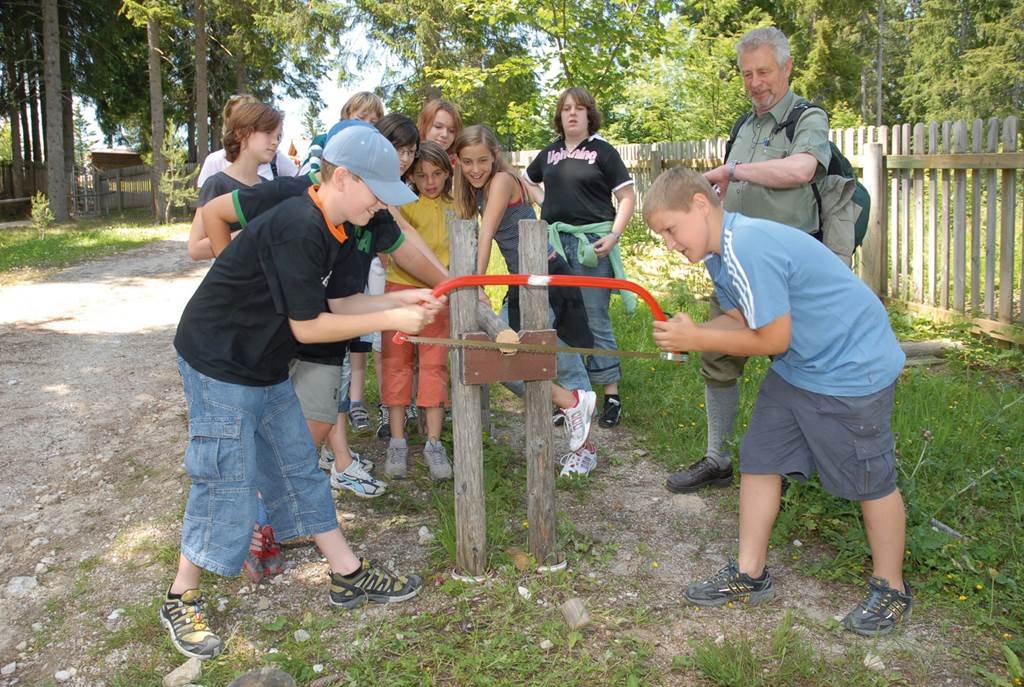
728;160;741;182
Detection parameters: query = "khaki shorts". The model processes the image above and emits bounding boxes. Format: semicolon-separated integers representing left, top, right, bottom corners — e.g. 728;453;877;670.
699;292;748;386
288;359;341;425
740;370;898;501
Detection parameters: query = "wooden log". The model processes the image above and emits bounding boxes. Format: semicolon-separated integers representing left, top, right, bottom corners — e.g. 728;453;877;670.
448;218;486;577
519;218;557;567
899;340;964;358
860;143;886;296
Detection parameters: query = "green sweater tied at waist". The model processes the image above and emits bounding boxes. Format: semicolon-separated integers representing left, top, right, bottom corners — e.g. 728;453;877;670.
547;220;636;313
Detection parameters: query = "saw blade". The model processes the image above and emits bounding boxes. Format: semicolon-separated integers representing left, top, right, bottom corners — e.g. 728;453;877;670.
401;335;688;362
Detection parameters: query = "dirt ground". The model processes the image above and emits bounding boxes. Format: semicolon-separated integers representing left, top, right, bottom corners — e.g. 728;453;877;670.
0;235;985;685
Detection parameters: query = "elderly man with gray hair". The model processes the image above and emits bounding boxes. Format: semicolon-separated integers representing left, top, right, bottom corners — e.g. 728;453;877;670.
666;26;833;494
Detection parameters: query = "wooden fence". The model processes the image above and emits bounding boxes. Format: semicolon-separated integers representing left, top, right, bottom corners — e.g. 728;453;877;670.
508;116;1023;342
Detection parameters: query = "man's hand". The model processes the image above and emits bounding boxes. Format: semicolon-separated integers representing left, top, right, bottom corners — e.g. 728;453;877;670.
389;287;441;307
703;165;730;198
591;233;620;259
391;304;436;335
652;312;699;352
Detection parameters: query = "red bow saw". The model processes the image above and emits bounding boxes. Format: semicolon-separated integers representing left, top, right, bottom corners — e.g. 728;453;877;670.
392;274;688;362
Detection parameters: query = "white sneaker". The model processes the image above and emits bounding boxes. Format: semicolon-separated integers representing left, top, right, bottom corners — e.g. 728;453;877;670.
423;439;453;481
562;390;596;452
558;443;598;477
320;446;374;473
331;461;387;497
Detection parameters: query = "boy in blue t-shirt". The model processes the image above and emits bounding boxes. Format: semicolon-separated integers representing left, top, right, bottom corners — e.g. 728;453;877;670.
643;167;911;637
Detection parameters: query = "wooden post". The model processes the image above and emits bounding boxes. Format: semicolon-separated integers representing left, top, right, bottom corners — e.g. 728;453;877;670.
448;218;486;576
116;169;124;213
953;121;968;312
519;218;557;566
998;117;1017;323
861;143;887;296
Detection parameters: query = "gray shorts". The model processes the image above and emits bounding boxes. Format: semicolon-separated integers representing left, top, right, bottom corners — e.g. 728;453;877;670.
740;370;898;501
288;359;342;425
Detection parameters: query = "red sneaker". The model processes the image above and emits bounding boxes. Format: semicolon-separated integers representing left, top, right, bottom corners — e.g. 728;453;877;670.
259;524;285;576
242;525;265;583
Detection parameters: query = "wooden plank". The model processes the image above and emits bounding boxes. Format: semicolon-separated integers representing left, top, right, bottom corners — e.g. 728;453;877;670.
901;124;911;298
940;122;951;310
953;121;968;312
887;299;1024;345
912;123;925;301
998;117;1017;322
881;152;1024;169
890;126;901;298
927;122;938;306
519;218;558;567
860;143;887;295
447;219;487;577
970;119;983;314
984;118;999;317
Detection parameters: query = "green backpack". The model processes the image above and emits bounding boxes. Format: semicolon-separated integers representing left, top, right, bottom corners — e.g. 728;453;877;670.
726;102;870;250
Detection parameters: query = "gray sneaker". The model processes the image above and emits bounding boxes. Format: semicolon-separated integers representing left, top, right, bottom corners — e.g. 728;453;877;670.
841;576;912;636
384;439;408;479
423;439;453;481
684;562;774;607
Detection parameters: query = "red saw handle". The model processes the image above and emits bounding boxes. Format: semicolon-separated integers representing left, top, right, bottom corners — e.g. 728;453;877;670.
392;274;679;356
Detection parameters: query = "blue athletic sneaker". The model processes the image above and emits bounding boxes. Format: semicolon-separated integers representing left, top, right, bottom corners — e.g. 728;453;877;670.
331;462;387;498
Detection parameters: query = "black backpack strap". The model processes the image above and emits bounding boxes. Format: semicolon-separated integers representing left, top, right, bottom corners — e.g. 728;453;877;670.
270;157;279;178
724;111;752;161
775;101;824;142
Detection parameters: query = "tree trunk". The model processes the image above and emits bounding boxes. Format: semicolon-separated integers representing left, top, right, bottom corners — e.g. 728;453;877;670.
876;0;884;125
233;53;246;94
6;58;25;199
29;68;42;164
60;2;74;180
147;13;166;223
194;0;209;164
42;0;69;221
19;69;33;192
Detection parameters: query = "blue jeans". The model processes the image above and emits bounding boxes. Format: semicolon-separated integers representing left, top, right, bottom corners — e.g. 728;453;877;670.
498;299;590;397
558;233;621;386
176;356;338;577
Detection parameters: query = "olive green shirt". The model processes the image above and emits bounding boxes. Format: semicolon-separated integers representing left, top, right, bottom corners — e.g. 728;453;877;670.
723;90;831;233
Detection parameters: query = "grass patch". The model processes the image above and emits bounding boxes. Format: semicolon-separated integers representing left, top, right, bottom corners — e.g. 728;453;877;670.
0;210;187;281
682;611;908;686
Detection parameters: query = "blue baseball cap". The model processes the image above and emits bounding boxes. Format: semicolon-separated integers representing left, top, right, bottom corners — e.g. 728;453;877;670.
321;125;417;206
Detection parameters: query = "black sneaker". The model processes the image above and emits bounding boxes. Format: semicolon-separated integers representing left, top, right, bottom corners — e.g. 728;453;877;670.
329;558;422;609
685;562;774;607
666;457;733;493
598;396;622;428
376;403;391;440
842;576;912;636
159;589;222;659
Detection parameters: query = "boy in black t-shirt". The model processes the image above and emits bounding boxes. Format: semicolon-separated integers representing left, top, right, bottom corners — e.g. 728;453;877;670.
162;126;443;660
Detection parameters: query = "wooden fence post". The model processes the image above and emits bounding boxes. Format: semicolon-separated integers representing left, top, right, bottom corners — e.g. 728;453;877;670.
448;218;487;577
999;117;1017;322
519;218;557;567
861;143;887;296
116;169;124;213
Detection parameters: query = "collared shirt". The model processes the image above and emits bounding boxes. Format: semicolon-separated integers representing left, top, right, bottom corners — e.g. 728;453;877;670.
723;90;831;233
705;212;904;396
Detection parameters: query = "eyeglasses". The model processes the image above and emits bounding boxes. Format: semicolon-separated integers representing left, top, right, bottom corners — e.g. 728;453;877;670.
396;146;417;160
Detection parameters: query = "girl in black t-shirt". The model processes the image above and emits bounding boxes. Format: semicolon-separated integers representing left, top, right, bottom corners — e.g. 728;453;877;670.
524;87;636;435
188;101;284;260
